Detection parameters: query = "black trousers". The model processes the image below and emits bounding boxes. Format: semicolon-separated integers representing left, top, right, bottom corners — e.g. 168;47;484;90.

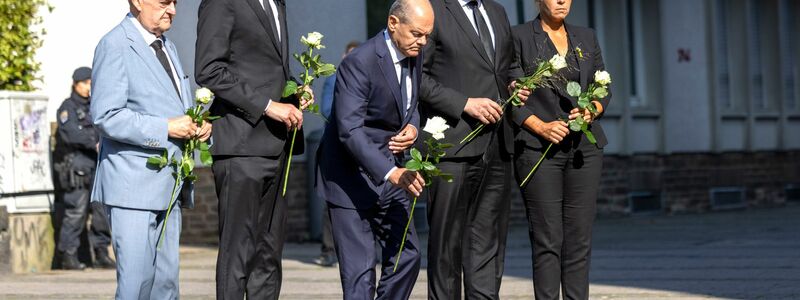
57;179;111;255
514;135;603;300
427;135;513;300
212;156;287;300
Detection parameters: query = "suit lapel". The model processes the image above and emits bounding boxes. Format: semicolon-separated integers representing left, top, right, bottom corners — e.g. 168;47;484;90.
246;0;282;58
567;23;591;90
376;38;405;121
444;0;493;68
122;19;181;106
484;1;504;72
165;39;191;109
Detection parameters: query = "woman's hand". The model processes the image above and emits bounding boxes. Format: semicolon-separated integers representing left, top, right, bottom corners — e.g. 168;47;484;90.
568;101;605;124
524;115;569;144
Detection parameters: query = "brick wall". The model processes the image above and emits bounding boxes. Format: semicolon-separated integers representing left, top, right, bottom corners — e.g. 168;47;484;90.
597;151;800;215
182;151;800;243
181;163;310;244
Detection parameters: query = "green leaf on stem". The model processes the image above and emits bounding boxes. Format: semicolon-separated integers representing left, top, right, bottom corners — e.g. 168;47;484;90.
567;81;582;97
181;158;194;177
578;95;591;110
569;119;582;132
422;161;436;171
207;115;221;121
410;148;422;162
282;81;298;98
200;149;213;166
582;128;597;144
316;63;336;77
147;155;167;169
592;86;608;99
185;174;198;182
405;160;422;171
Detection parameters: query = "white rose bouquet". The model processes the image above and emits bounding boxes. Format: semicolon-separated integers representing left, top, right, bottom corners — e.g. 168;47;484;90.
518;70;612;188
461;54;567;144
394;117;453;272
280;32;337;197
146;87;218;249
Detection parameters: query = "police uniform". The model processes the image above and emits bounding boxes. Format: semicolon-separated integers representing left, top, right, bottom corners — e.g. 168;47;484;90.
53;67;114;270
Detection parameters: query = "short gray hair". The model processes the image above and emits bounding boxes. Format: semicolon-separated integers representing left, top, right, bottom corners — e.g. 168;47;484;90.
389;0;412;22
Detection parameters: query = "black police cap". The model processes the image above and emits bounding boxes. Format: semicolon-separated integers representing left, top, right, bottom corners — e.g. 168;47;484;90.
72;67;92;82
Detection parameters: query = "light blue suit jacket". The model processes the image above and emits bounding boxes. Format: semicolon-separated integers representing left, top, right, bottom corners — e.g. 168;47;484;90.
90;16;194;211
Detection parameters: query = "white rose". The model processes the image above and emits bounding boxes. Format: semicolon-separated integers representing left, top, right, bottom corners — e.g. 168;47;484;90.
423;116;449;140
195;87;214;104
549;54;567;71
301;32;325;49
594;70;612;86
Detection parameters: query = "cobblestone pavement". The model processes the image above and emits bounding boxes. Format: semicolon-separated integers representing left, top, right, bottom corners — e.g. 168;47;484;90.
1;205;798;299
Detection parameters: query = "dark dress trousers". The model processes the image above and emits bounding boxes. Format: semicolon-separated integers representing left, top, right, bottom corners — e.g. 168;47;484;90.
419;0;518;299
510;17;610;300
195;0;302;298
316;33;422;300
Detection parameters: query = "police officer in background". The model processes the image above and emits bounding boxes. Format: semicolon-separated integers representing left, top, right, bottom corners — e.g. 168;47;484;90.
53;67;115;270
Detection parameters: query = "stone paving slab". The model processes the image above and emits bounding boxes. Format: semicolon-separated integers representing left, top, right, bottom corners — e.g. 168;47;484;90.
0;206;798;299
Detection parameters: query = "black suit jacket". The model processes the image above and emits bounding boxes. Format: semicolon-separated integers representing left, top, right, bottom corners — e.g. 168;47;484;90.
195;0;303;157
420;0;517;158
510;17;611;149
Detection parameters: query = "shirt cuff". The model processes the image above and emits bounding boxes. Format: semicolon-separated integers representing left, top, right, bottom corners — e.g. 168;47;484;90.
384;166;398;181
263;99;273;115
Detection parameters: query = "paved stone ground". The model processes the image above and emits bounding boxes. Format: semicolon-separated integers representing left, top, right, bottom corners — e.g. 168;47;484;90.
1;205;798;299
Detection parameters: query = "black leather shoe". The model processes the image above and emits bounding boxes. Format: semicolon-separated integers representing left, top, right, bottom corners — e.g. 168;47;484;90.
93;248;117;269
313;254;337;267
61;253;86;270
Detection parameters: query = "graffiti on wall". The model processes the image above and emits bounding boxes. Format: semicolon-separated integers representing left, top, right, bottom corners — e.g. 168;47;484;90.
13;103;47;153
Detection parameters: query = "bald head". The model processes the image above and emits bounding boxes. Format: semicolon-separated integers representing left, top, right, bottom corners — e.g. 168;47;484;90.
387;0;435;58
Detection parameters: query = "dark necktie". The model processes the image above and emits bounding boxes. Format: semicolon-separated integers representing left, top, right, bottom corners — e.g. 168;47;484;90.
467;0;495;65
150;40;179;96
400;58;410;117
262;0;281;43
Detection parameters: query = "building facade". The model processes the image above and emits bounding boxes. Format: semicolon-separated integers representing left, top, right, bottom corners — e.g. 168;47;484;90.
30;0;800;244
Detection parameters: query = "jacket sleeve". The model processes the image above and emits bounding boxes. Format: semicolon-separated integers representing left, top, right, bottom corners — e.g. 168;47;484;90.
195;0;270;125
90;38;169;150
334;56;396;185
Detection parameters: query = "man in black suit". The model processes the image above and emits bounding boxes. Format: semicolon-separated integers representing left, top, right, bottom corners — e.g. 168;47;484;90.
195;0;313;298
420;0;528;298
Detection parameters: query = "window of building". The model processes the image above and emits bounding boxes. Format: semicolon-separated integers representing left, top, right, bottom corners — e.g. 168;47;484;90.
367;0;393;37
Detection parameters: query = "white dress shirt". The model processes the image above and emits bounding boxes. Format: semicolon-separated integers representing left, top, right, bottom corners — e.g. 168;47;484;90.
128;13;181;98
458;0;496;48
383;30;414;181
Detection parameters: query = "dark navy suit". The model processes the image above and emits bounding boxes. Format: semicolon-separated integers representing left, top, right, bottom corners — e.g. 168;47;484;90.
316;32;422;299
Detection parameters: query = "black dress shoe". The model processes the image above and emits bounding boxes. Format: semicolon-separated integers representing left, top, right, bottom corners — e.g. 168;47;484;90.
61;253;86;270
93;248;117;269
313;254;337;267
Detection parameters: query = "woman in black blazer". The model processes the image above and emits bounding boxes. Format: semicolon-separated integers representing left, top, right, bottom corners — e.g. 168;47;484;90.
509;0;610;299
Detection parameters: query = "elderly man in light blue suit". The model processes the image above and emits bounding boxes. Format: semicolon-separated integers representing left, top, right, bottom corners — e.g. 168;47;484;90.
90;0;211;299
